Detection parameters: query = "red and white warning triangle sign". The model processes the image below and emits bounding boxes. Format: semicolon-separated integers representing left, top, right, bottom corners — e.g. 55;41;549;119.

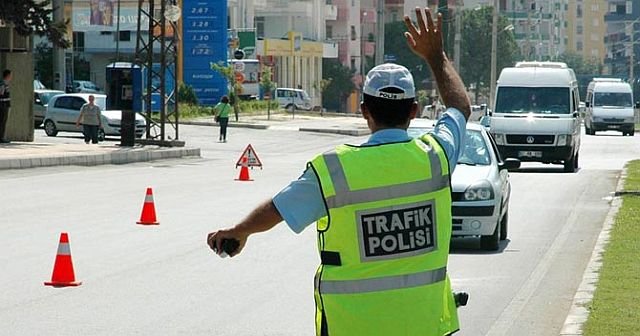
236;144;263;168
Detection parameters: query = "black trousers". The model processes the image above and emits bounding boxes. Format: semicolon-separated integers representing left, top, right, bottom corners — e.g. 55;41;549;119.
219;117;229;140
0;104;9;140
83;124;99;144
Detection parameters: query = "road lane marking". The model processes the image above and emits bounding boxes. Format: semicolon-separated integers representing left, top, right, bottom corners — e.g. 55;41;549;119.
485;180;592;336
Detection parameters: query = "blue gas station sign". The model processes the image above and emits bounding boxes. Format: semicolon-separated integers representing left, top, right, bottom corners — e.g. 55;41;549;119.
182;0;228;106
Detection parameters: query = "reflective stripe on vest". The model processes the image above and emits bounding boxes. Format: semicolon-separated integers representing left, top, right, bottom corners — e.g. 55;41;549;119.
318;266;446;294
322;148;447;209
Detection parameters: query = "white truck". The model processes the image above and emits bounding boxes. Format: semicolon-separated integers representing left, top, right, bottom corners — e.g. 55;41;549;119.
490;62;581;172
584;78;637;136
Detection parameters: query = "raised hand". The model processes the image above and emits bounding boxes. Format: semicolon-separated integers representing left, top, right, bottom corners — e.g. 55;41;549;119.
403;7;445;65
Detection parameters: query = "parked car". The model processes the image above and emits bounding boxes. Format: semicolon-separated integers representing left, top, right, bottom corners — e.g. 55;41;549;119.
34;89;65;127
408;119;520;250
274;88;313;111
43;93;146;141
73;80;103;93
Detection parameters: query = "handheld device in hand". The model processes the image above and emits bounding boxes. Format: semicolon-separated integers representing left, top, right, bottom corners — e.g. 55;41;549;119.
216;238;240;258
454;292;469;307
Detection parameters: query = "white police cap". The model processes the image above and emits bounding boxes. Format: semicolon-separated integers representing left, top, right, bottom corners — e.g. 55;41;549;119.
363;63;416;100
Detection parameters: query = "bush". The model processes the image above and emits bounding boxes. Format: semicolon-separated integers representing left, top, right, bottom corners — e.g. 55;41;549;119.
238;100;280;114
178;83;198;105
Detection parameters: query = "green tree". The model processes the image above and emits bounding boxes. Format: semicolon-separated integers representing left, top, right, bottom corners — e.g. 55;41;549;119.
322;58;355;111
210;62;240;121
460;7;520;103
259;67;276;119
383;21;431;90
557;52;602;75
0;0;70;48
178;82;198;105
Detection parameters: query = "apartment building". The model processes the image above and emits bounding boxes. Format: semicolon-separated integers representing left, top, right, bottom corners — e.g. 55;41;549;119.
502;0;569;61
604;0;640;79
566;0;607;64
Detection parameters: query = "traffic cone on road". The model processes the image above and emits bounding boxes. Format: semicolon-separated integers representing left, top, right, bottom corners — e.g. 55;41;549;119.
235;157;253;181
137;187;159;225
44;233;82;287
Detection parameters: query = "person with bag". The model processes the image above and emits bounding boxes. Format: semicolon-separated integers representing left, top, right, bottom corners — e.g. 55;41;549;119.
213;96;231;142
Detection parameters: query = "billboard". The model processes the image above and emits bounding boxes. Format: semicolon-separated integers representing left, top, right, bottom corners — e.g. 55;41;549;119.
182;0;228;106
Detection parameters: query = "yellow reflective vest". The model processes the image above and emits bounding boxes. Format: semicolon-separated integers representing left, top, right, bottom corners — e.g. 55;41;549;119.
308;134;459;336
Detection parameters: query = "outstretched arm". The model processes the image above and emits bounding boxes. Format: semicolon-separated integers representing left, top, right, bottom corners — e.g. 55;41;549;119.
404;7;471;121
207;199;283;257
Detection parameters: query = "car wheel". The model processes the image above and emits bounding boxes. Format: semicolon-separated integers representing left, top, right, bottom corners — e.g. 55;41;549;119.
44;120;58;136
499;208;508;241
98;129;105;142
631;130;636;136
286;104;295;113
564;153;577;173
480;217;500;251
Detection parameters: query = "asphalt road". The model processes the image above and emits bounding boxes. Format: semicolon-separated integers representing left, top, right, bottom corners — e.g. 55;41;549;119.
0;125;637;335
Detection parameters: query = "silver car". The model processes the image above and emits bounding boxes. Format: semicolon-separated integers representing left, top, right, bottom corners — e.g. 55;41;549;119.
408;120;520;251
43;93;146;141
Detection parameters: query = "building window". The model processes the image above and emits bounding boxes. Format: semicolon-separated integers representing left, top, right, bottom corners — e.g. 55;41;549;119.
119;30;131;41
350;57;356;71
577;25;583;35
255;16;265;39
326;24;333;39
627;1;633;14
591;49;599;57
591;4;599;11
73;32;85;52
577;5;582;17
350;25;357;41
577;41;583;51
593;18;599;27
591;33;599;42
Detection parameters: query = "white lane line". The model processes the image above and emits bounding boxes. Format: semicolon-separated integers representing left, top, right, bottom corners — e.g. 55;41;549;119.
485;180;592;336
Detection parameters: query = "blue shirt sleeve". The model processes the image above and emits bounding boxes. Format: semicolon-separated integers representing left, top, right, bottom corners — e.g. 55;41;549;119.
429;108;467;173
272;168;327;234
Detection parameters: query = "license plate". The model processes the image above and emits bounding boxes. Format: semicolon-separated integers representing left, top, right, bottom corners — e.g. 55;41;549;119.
608;125;621;129
518;151;542;158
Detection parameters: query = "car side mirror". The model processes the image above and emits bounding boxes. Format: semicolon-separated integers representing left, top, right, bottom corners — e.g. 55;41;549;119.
572;111;579;118
635;101;640;109
585;102;590;108
499;158;520;171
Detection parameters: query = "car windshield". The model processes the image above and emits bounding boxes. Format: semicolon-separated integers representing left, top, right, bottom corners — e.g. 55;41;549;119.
460;130;491;166
39;92;63;105
594;92;633;107
495;87;570;114
406;127;491;166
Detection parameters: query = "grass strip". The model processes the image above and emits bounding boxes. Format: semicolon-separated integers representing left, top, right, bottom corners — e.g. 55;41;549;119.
583;160;640;335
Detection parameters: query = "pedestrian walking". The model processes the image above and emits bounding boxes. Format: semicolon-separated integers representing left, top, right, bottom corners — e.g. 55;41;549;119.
214;96;231;142
0;69;12;144
75;95;102;144
207;7;472;336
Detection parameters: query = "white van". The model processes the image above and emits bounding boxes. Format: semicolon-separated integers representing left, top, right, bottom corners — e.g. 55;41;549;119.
490;62;581;172
274;88;313;111
584;78;637;136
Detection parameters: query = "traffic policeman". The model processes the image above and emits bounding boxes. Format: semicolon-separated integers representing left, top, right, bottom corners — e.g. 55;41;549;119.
208;7;471;335
0;69;12;144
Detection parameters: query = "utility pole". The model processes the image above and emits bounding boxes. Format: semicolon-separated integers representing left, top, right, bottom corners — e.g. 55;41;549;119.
439;0;449;55
526;0;531;60
490;0;498;110
629;21;635;85
375;0;384;65
52;0;66;91
453;0;462;71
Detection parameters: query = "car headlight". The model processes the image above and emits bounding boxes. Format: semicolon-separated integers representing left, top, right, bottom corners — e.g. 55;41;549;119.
625;117;635;123
557;134;571;146
463;180;494;201
493;133;505;145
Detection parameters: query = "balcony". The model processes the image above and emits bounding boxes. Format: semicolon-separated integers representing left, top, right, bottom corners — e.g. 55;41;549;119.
325;5;338;20
363;41;375;57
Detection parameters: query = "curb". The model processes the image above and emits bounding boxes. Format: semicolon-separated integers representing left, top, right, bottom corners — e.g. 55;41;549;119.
559;169;625;335
180;120;269;130
0;147;201;170
298;127;370;136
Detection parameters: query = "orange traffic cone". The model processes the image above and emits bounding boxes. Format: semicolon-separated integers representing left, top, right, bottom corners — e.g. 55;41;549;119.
44;233;82;287
137;187;159;225
235;157;253;181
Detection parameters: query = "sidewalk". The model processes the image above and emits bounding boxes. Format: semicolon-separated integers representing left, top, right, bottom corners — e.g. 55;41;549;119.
181;112;371;136
0;141;200;170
